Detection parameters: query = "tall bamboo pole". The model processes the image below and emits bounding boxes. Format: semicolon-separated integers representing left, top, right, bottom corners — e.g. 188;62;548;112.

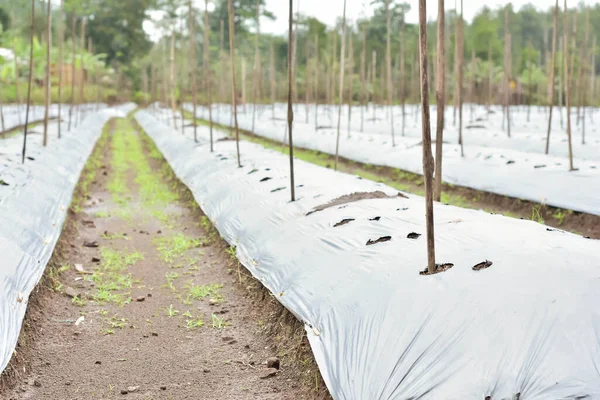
77;18;86;124
457;0;464;155
418;0;436;274
43;0;51;147
434;0;445;201
346;29;353;137
188;0;198;142
314;34;319;129
305;31;310;123
452;0;458;127
564;0;574;171
385;0;395;145
292;0;299;108
169;30;178;129
334;0;347;170
360;26;366;132
545;0;558;154
270;41;276;119
371;50;376;121
287;0;296;202
68;16;76;130
252;0;261;131
204;0;213;150
579;12;590;143
228;0;241;167
22;0;35;164
241;57;246;111
12;37;23;125
487;41;492;113
504;9;511;137
558;36;564;127
400;19;405;136
57;0;64;138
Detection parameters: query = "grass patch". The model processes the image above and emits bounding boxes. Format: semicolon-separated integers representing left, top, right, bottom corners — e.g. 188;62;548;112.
154;233;200;263
87;247;143;306
189;283;223;301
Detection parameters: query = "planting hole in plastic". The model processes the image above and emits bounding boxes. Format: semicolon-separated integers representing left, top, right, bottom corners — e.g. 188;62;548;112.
333;218;355;227
472;260;493;271
369;216;381;221
366;236;391;246
271;187;285;193
419;263;454;275
407;232;421;239
260;177;272;182
248;168;258;174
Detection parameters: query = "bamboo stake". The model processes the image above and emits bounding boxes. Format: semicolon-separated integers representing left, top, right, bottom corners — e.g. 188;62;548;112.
77;18;86;124
43;0;51;147
434;0;445;201
453;0;458;127
346;29;353;137
371;50;376;121
360;26;366;132
457;0;464;155
579;12;589;143
204;0;213;150
241;57;246;112
188;0;198;141
287;0;296;201
292;0;299;108
252;0;261;131
564;0;574;171
306;31;310;124
22;0;35;164
228;0;241;167
487;41;492;113
400;20;405;136
504;9;511;137
545;0;558;154
13;38;23;125
314;35;319;129
385;0;394;145
418;0;436;274
218;19;224;122
170;30;178;129
558;37;563;127
68;16;76;130
270;41;276;119
334;0;347;171
57;0;64;138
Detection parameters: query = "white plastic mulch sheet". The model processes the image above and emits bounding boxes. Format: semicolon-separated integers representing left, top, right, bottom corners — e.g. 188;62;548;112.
137;108;600;399
183;103;600;216
0;103;105;133
0;103;136;375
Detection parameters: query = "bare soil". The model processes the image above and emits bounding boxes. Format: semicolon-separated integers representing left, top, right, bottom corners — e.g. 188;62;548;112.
2;117;329;400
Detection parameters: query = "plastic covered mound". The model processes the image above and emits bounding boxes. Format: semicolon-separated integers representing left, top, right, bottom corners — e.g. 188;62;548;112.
0;103;105;134
138;109;600;399
0;103;136;375
183;103;600;217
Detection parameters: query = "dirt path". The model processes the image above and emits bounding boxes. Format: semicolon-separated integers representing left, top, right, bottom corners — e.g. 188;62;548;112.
5;117;325;399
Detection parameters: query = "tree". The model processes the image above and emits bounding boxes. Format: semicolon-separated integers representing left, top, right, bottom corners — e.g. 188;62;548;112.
434;0;444;201
418;0;435;274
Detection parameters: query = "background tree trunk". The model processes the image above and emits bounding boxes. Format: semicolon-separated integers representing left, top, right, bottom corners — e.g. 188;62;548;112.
360;27;366;132
188;0;198;142
458;0;464;156
385;0;395;145
204;0;213;150
68;16;76;130
57;0;64;138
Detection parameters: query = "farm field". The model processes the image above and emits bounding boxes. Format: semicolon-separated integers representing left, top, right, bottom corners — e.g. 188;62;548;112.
3;0;600;399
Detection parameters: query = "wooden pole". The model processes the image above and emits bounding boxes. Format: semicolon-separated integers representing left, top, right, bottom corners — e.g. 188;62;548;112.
314;35;319;129
504;9;511;137
188;0;198;142
579;12;590;143
334;0;347;170
418;0;436;274
22;0;35;164
434;0;445;201
204;0;213;150
252;0;261;131
170;30;178;129
385;0;395;145
43;0;51;147
77;18;86;124
305;29;310;123
68;16;76;130
346;29;353;137
371;50;376;121
270;41;276;119
57;0;64;138
545;0;558;154
457;0;464;155
564;0;574;171
400;20;405;135
228;0;241;167
287;0;296;201
13;38;23;125
360;26;366;132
